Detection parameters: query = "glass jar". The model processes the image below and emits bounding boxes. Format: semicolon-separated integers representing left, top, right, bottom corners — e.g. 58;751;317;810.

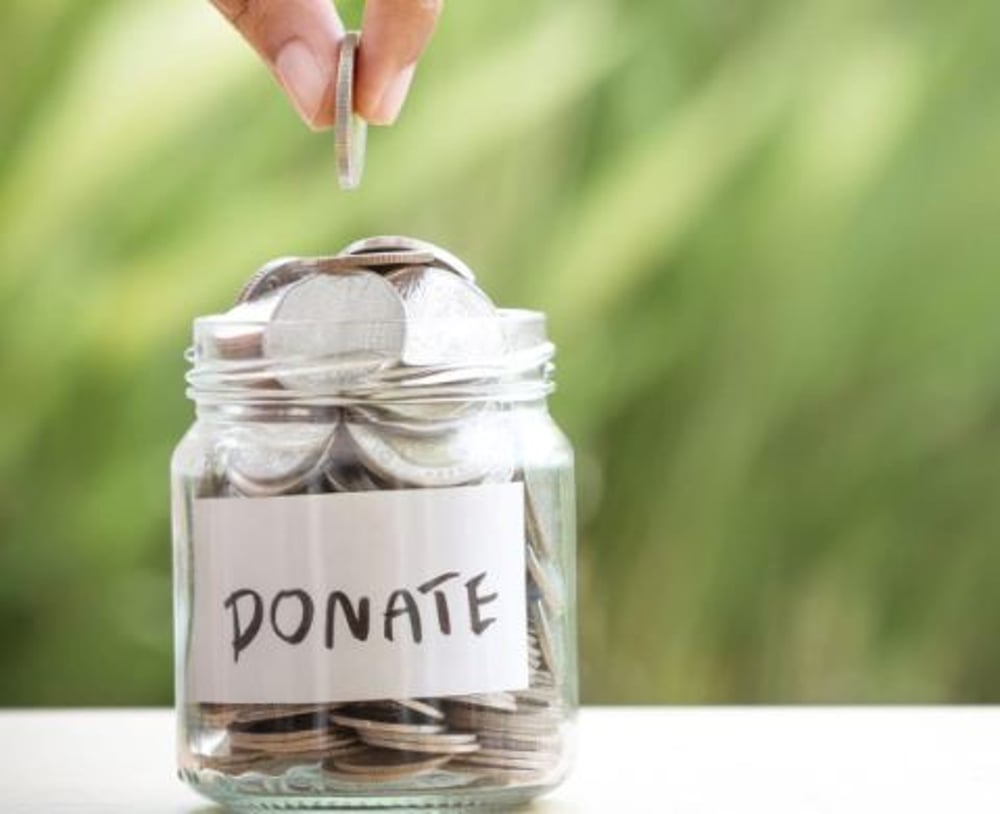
171;284;577;810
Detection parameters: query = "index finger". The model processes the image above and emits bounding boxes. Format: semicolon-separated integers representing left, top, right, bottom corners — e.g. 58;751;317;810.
356;0;444;125
211;0;345;130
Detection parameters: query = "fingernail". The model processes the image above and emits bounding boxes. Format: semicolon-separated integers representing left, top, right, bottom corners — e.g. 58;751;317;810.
274;39;328;126
370;65;417;125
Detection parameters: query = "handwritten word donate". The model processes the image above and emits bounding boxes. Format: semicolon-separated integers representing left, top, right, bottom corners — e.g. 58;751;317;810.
224;570;498;662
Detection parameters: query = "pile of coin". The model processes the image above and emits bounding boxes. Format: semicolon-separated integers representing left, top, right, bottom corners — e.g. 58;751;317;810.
184;237;570;793
201;236;506;385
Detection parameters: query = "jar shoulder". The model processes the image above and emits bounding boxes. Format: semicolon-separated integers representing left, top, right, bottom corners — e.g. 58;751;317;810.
171;423;211;478
512;407;574;470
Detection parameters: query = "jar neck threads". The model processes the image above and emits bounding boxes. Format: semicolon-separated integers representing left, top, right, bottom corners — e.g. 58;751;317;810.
186;309;555;411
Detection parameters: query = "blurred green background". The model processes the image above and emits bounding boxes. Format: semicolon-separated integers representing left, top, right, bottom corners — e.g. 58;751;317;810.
3;0;1000;705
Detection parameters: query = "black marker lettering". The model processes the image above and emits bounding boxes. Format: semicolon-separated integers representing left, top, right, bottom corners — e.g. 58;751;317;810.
418;571;459;635
465;572;498;635
270;589;314;644
224;589;263;663
325;591;370;647
384;589;422;643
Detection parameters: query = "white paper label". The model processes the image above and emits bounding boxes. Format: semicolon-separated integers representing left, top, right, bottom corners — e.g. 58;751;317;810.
188;483;528;703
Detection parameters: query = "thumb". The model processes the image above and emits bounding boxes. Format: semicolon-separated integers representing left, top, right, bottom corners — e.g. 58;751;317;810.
212;0;345;130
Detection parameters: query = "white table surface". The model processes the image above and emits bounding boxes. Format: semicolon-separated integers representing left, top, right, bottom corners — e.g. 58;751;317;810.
1;707;997;812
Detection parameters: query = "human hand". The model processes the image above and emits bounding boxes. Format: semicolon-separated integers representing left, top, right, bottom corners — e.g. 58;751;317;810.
211;0;443;129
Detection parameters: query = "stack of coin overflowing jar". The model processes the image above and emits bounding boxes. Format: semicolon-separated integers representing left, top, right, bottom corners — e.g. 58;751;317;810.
173;237;576;808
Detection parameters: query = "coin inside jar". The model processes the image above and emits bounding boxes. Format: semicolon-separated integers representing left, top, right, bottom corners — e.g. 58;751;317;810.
326;748;451;781
345;402;478;439
225;423;336;497
323;432;399;492
345;413;513;488
357;731;480;755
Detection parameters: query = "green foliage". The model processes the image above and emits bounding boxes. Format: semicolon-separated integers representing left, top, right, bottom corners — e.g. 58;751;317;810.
2;0;1000;704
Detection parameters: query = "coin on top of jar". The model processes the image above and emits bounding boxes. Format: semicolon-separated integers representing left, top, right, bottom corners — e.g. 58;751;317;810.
386;267;505;366
339;236;477;282
263;272;407;390
236;256;310;305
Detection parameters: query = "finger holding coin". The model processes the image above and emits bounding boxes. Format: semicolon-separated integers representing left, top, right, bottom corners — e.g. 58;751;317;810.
209;0;442;130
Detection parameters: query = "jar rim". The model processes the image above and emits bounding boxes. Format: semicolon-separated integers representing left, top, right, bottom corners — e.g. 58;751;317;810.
193;306;546;331
186;307;555;408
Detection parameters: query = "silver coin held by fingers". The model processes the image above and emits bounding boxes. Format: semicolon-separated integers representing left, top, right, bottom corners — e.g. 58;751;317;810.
336;31;366;190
